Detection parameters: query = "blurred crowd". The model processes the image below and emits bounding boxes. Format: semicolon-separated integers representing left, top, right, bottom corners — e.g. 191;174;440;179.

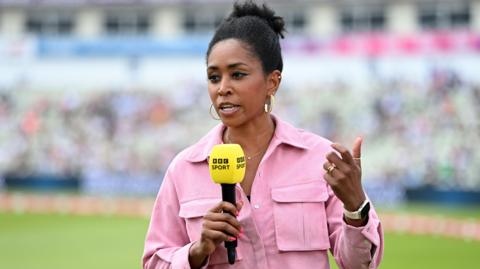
276;68;480;191
0;69;479;191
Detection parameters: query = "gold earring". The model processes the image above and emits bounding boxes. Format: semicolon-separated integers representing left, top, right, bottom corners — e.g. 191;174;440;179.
209;104;220;120
264;95;275;113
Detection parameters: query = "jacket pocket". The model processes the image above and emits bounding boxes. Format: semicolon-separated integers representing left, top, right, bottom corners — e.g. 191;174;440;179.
271;180;331;251
179;198;219;242
179;198;242;265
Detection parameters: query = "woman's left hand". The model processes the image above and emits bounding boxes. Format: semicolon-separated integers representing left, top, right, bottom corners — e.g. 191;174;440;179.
323;137;366;212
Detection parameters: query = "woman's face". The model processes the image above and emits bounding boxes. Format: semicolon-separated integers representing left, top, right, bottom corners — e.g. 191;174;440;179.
207;38;278;128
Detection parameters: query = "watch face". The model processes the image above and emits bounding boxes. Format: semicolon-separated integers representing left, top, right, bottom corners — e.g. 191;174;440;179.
360;202;371;219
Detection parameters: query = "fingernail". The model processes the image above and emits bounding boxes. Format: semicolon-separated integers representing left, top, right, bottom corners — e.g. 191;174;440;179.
228;237;236;241
236;211;240;216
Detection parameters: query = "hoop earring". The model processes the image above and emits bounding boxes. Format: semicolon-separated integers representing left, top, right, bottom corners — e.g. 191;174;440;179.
209;104;220;120
264;95;275;113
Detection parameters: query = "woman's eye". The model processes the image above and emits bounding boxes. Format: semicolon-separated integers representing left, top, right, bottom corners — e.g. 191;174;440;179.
208;75;220;83
232;72;247;79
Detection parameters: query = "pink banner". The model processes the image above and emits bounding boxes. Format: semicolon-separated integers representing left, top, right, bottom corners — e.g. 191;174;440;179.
283;31;480;56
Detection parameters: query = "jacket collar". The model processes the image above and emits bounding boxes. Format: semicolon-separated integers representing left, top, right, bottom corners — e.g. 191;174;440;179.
185;115;310;163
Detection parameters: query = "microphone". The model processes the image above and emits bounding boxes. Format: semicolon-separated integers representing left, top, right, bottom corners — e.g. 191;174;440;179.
209;144;246;265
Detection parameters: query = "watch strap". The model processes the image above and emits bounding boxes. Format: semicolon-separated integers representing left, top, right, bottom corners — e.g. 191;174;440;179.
343;199;369;220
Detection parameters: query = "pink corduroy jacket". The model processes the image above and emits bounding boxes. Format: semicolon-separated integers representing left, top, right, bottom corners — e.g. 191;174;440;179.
143;116;384;269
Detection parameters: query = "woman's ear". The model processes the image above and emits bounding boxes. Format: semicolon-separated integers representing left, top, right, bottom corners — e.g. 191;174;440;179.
267;70;282;96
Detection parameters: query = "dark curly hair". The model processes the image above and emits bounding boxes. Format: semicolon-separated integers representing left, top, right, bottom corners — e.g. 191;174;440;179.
206;0;286;74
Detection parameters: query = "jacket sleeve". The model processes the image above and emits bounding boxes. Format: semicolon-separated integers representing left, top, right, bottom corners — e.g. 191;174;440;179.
142;159;208;269
325;185;384;269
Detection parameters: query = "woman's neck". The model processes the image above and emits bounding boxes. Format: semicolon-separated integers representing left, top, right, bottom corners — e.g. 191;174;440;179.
223;114;275;157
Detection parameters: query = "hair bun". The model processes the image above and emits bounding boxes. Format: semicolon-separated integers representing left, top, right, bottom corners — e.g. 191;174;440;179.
229;0;286;38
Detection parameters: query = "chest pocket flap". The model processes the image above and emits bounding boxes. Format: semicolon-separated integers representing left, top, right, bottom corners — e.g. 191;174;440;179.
271;180;331;252
272;180;329;203
179;198;220;219
179;198;243;265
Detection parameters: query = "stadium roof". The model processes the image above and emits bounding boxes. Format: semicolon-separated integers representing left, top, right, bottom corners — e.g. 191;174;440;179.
0;0;327;7
0;0;430;8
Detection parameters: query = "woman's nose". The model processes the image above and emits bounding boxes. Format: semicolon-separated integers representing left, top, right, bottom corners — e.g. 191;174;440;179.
217;78;232;96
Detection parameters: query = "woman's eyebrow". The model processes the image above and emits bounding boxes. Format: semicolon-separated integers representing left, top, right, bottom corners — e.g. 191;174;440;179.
227;62;248;69
207;62;249;71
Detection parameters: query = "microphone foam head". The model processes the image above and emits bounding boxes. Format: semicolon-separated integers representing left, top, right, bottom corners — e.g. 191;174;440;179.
209;144;246;184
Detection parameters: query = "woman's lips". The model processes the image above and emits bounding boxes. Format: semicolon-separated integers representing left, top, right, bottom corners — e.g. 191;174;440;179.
219;105;240;116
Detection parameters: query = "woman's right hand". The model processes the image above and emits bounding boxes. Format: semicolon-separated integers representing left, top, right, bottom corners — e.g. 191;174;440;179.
188;201;243;268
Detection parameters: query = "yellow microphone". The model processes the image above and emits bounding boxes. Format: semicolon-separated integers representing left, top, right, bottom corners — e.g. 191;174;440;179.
209;144;246;184
208;144;246;264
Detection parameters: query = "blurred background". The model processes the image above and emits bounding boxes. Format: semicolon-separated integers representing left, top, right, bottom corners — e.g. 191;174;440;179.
0;0;479;268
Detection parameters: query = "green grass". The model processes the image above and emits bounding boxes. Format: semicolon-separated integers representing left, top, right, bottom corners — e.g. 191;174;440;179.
0;213;149;269
381;233;479;269
378;203;480;220
329;232;480;269
1;209;479;269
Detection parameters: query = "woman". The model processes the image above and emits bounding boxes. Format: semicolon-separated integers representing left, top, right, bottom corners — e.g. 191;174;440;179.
143;1;384;268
